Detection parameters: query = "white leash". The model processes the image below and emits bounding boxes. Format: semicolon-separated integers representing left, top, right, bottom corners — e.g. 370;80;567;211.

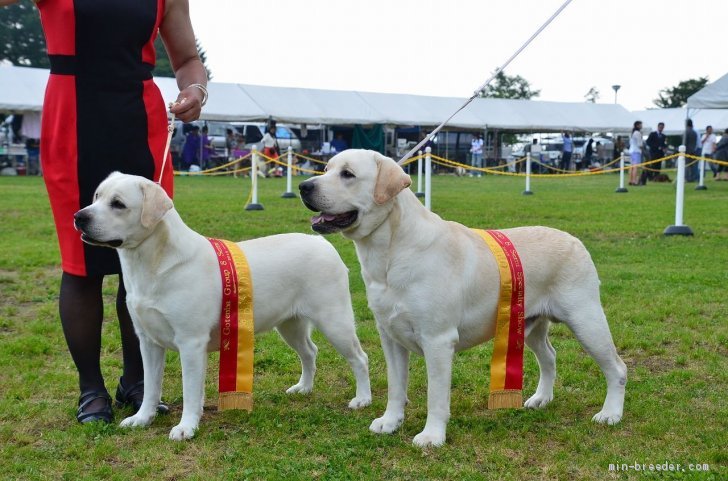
157;102;176;184
397;0;574;165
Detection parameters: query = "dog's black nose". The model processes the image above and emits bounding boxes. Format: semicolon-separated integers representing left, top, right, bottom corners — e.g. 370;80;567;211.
74;210;89;229
299;180;315;195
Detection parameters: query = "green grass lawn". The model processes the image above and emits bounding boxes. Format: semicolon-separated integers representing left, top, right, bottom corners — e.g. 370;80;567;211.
0;172;726;480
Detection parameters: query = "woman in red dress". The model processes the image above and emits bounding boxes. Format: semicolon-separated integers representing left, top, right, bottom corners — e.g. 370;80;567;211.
1;0;208;423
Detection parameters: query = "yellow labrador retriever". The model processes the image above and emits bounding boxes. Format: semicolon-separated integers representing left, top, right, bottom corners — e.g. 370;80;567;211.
299;150;626;447
74;172;371;440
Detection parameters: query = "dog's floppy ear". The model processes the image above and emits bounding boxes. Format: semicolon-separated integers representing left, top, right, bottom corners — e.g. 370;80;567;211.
373;152;412;205
140;181;173;228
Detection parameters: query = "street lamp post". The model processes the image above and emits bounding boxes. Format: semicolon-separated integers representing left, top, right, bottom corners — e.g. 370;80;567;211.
612;84;621;104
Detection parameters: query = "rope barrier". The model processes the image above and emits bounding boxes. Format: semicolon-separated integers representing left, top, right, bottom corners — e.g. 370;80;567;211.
428;153;683;178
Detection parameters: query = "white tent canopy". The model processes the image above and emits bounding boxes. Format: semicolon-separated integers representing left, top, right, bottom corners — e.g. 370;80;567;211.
632;108;728;136
1;64;636;132
687;72;728;109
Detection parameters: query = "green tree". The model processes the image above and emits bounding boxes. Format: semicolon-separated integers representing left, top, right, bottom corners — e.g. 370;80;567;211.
479;71;540;99
584;86;600;103
653;77;708;108
153;38;212;80
0;0;48;68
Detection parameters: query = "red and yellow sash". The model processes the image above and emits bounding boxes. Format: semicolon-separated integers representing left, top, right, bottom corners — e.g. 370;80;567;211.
208;238;254;412
473;229;525;409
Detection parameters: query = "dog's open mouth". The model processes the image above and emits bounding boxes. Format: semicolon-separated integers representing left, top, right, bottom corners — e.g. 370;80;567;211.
310;211;358;234
80;232;123;248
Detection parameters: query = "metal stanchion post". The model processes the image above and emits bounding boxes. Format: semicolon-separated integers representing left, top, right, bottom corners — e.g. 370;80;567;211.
664;146;693;236
523;152;533;195
282;146;296;198
615;152;628;193
425;147;432;210
415;150;425;198
245;147;264;211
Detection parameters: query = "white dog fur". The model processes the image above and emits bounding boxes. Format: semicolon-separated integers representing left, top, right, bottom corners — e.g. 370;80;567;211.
74;172;371;440
299;150;627;447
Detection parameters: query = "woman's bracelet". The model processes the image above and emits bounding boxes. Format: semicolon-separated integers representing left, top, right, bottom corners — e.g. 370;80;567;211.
188;83;208;107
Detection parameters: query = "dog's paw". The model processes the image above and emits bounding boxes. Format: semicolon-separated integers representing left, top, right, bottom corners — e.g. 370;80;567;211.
119;414;154;428
169;423;197;441
524;392;553;409
369;414;403;434
348;395;372;410
592;410;622;425
285;382;313;395
412;429;446;448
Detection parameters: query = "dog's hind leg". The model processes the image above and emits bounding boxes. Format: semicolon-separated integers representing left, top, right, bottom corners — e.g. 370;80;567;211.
276;318;318;395
554;299;627;425
524;317;556;409
306;308;371;409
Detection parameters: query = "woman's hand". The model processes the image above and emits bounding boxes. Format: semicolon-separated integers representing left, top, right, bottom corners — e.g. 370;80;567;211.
170;85;205;123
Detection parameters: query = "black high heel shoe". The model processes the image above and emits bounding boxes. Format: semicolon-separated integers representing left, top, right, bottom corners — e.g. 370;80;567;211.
115;377;169;414
77;390;113;424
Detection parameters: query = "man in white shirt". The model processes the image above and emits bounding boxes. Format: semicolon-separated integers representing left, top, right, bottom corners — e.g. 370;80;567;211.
469;134;484;177
701;125;717;178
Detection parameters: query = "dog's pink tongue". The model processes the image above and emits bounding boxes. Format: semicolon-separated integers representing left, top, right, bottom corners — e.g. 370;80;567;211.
311;214;337;224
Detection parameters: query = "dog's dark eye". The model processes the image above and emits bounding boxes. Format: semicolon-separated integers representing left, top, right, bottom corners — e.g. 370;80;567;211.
110;199;126;210
340;170;355;179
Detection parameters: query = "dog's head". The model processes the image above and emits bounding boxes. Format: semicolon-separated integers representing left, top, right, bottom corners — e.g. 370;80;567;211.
299;149;411;238
74;172;173;249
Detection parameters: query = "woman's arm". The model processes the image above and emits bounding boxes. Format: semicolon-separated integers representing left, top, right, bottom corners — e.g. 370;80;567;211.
159;0;208;123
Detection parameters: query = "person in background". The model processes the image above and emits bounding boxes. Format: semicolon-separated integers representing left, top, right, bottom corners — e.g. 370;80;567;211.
684;119;698;182
560;132;573;172
628;121;643;186
200;125;213;170
469;133;484;177
582;138;594;170
224;128;235;159
182;125;202;170
0;0;208;424
595;141;607;166
530;138;542;174
714;128;728;181
330;133;348;154
613;136;625;163
700;125;717;178
260;125;278;176
645;122;667;180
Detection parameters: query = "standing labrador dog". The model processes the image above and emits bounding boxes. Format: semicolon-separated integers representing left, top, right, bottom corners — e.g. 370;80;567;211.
74;172;371;440
299;150;627;447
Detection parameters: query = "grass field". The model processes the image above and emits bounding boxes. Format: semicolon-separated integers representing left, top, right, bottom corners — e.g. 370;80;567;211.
0;171;726;480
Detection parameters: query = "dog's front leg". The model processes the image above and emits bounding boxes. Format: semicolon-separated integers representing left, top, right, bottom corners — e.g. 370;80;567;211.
119;334;165;428
412;335;456;448
369;327;409;435
169;339;208;441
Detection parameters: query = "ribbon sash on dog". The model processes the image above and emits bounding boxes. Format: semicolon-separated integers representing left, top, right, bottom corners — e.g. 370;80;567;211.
473;229;525;409
208;238;254;412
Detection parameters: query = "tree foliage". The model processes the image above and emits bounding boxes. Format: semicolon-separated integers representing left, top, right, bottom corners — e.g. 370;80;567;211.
0;0;48;68
479;71;540;99
153;38;212;80
653;77;708;108
584;86;600;103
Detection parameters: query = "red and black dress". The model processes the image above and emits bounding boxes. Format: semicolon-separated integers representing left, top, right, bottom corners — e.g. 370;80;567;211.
38;0;174;276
